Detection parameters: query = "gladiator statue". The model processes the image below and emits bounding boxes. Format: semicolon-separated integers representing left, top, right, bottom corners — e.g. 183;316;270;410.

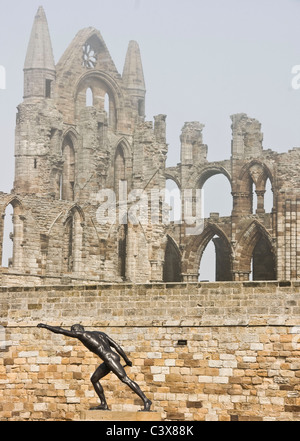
37;323;152;411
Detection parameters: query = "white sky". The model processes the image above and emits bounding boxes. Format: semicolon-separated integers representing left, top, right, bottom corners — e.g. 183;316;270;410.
1;0;300;278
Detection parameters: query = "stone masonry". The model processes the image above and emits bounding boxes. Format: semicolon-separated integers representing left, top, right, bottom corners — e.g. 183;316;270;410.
1;281;300;421
1;6;300;285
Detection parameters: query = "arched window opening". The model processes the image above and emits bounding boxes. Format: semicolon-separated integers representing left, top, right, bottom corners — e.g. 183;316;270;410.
252;181;257;214
118;223;127;280
165;179;181;224
62;137;75;201
59;173;63;200
114;145;126;202
86;87;93;106
2;204;13;267
264;178;273;213
250;235;276;281
1;202;23;270
64;217;74;273
198;232;232;282
201;174;232;218
250;257;254;281
199;238;216;281
251;177;273;214
163;237;181;282
63;209;83;274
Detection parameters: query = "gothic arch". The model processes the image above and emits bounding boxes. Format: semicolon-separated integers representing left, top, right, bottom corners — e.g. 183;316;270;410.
113;138;133;195
74;70;124;129
234;220;276;280
1;197;24;270
165;178;182;224
63;204;85;225
74;70;123;99
61;127;79;150
61;134;76;201
237;160;274;214
196;166;231;189
182;223;233;281
238;159;273;185
113;137;132;161
195;166;232;218
163;235;182;282
62;205;85;274
164;172;181;190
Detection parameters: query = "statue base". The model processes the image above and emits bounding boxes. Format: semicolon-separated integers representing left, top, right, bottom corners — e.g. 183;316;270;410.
80;410;162;421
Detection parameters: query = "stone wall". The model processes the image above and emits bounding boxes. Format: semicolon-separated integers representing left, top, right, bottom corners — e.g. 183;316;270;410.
1;281;300;421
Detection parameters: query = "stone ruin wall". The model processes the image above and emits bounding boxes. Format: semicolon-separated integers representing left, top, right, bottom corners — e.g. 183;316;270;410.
3;115;300;285
1;281;300;421
3;7;300;285
2;8;300;286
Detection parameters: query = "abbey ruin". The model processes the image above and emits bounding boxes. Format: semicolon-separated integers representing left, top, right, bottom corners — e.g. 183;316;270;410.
1;5;299;286
1;7;300;422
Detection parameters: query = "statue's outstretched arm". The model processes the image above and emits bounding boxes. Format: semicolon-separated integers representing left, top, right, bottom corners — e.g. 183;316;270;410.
37;323;75;338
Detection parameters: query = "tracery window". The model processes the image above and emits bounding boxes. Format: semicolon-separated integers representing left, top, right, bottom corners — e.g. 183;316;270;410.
82;43;97;68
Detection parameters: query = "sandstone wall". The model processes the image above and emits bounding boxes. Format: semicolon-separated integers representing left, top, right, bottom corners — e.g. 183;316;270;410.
1;281;300;421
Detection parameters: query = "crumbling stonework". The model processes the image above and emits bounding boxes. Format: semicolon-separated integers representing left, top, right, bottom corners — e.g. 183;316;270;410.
1;7;300;285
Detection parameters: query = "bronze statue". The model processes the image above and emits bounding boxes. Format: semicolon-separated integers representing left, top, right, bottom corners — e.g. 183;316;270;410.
37;323;152;411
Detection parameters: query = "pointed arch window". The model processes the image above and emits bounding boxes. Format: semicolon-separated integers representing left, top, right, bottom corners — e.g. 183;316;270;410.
118;223;127;280
163;236;181;282
197;227;232;282
2;204;13;267
236;222;276;281
250;233;276;280
62;136;75;201
63;208;83;274
1;200;23;270
199;238;216;281
114;145;126;201
165;179;181;224
86;87;93;106
198;171;232;218
239;162;274;215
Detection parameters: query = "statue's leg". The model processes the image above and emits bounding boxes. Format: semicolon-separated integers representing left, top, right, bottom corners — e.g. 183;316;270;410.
90;362;111;410
109;358;152;411
121;376;152;411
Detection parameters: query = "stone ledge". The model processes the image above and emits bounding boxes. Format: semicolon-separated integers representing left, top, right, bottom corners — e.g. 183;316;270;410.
79;410;162;421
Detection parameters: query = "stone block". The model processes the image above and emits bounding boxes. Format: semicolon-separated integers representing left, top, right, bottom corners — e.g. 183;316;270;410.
79;410;162;421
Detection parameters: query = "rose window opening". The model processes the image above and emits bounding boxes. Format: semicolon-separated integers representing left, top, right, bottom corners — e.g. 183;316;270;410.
82;43;97;69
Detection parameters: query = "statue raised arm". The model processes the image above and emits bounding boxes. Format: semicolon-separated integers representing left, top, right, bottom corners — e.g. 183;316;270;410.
37;323;151;411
